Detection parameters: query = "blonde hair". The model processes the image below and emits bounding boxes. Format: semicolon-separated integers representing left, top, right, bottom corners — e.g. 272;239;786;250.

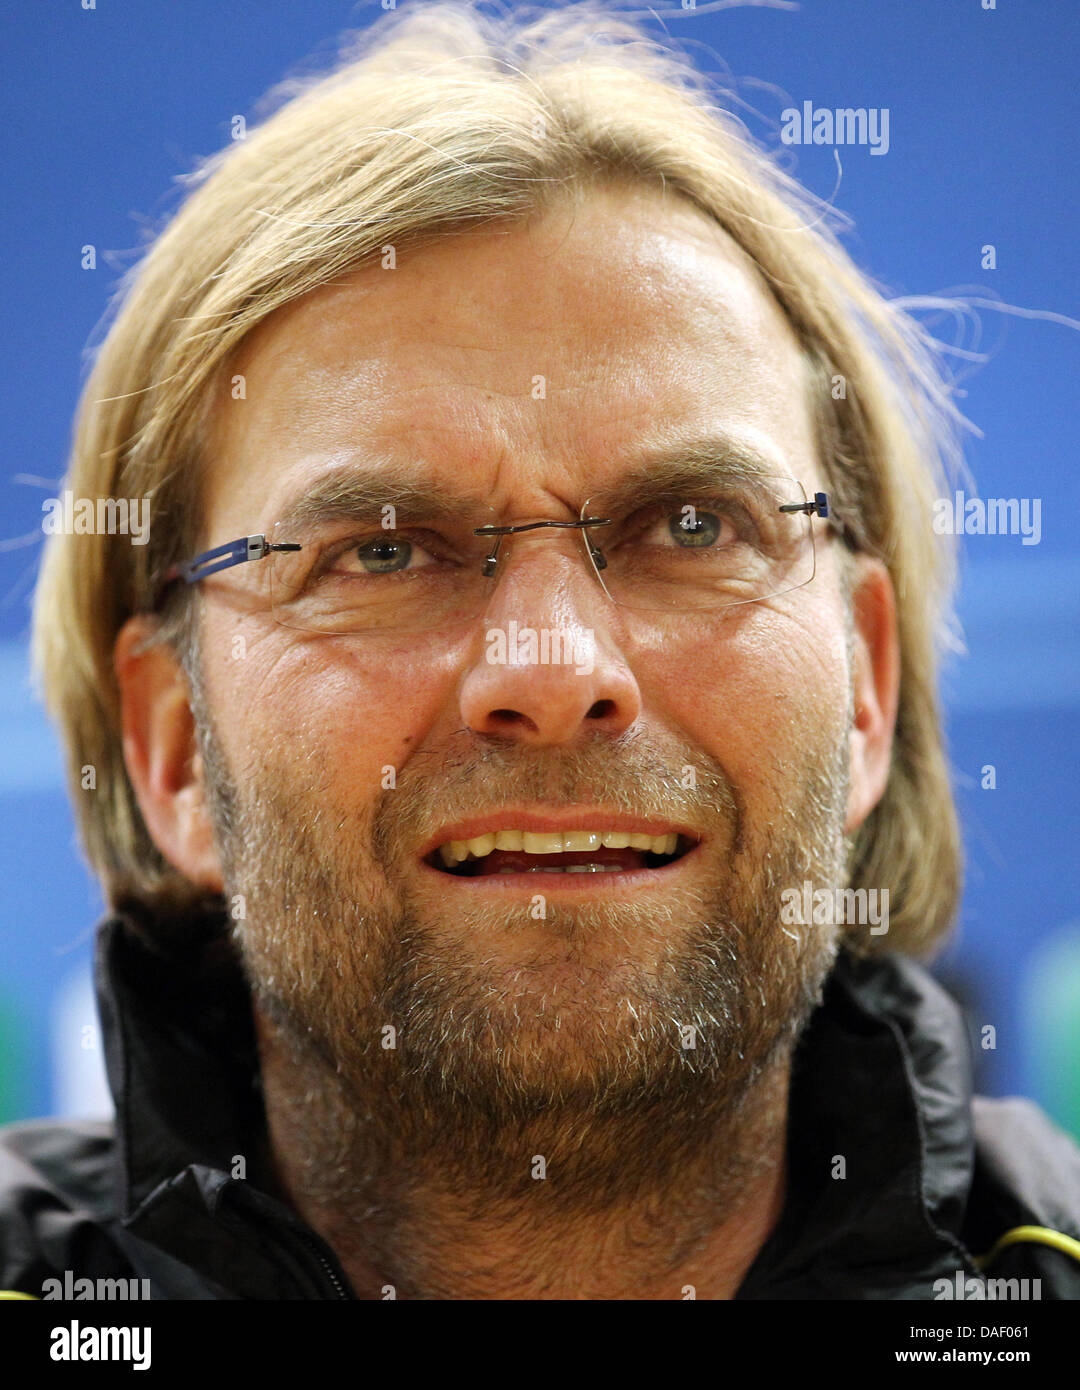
32;0;965;954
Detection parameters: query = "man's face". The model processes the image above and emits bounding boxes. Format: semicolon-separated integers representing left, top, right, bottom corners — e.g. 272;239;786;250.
189;181;859;1160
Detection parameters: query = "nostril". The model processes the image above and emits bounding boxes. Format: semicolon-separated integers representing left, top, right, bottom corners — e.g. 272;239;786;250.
489;708;533;728
586;699;616;719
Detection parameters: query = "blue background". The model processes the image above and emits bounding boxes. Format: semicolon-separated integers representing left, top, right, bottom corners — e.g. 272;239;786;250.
1;0;1078;1131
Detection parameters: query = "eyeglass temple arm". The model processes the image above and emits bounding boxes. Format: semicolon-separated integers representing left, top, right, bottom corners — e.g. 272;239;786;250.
155;534;301;606
779;492;858;549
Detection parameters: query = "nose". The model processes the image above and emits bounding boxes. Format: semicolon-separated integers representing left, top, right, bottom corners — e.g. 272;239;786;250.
457;538;642;746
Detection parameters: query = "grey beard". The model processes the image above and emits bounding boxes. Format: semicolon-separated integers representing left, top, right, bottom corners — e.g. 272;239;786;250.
194;698;849;1280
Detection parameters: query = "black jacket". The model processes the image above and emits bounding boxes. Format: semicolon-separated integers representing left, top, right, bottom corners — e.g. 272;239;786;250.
2;903;1079;1300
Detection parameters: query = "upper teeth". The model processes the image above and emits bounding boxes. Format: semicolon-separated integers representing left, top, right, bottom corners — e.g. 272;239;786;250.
437;829;679;867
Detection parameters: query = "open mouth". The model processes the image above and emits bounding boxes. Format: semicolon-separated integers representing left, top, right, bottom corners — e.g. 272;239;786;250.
424;829;699;878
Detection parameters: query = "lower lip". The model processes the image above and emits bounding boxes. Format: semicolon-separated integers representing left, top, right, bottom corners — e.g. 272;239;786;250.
418;844;702;891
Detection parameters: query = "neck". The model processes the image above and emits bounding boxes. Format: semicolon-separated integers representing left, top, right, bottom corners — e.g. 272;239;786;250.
254;1003;792;1300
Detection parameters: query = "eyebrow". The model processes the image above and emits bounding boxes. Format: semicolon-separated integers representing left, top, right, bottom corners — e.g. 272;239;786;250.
274;462;488;531
271;435;793;530
580;437;793;516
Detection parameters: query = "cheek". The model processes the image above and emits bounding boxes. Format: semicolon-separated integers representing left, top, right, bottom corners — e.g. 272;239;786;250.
624;599;851;791
204;619;470;794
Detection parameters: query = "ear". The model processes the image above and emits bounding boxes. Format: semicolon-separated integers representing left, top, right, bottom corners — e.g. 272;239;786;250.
113;615;224;892
844;557;900;835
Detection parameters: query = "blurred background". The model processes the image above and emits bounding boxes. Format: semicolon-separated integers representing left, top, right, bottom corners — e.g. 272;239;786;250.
0;0;1077;1134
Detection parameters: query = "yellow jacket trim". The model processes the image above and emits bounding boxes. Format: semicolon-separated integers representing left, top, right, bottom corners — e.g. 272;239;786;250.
975;1224;1080;1271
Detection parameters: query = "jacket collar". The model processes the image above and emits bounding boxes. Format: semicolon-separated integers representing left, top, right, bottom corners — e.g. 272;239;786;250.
95;902;979;1298
95;900;262;1219
94;901;345;1298
736;947;980;1296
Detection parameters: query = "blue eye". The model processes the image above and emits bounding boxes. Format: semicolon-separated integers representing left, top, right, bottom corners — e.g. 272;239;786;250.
638;504;737;551
354;538;415;573
331;534;441;577
668;508;723;548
